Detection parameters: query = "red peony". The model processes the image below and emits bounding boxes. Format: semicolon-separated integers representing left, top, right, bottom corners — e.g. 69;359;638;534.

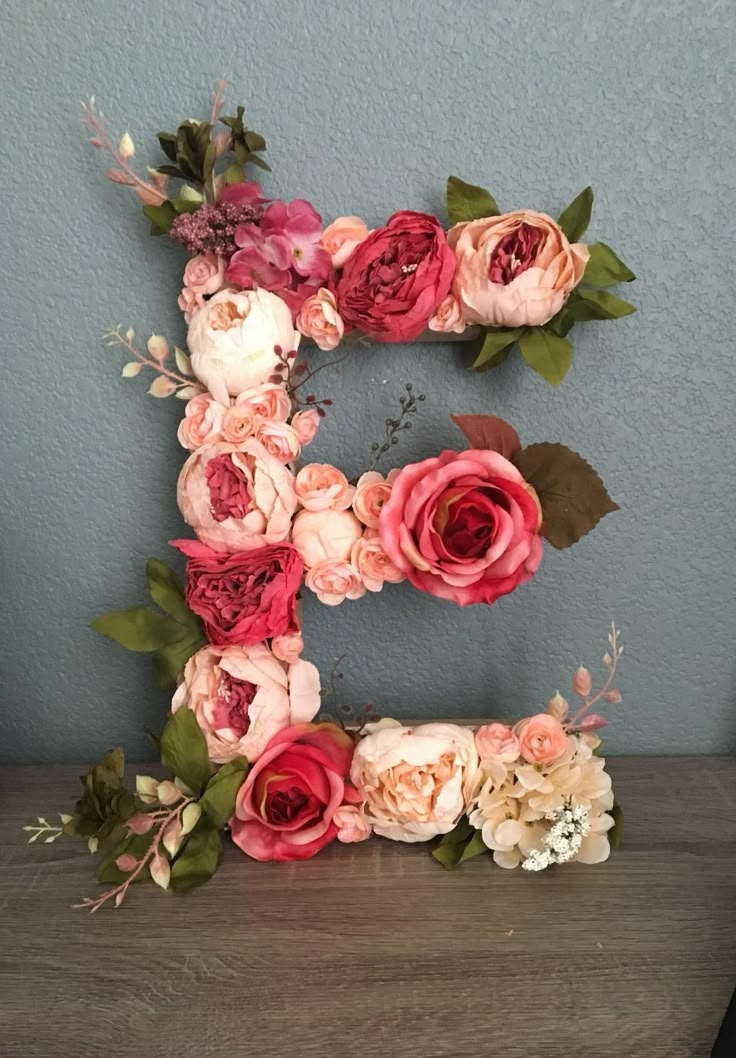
333;210;456;341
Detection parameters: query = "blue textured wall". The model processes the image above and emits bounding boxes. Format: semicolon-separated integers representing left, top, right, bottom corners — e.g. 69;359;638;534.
2;0;735;762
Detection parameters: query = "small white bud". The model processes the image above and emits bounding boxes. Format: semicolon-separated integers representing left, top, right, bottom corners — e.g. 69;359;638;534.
156;780;183;806
181;802;202;836
118;132;135;160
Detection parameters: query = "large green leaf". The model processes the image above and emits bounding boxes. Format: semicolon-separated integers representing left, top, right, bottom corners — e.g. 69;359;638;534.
609;802;624;849
152;625;208;690
471;327;525;372
143;200;178;236
568;287;636;321
160;708;211;796
518;328;573;386
170;816;222;891
558;186;593;242
90;608;176;652
146;558;193;625
583;242;635;287
446;176;500;225
199;758;249;829
96;831;155;884
432;820;488;869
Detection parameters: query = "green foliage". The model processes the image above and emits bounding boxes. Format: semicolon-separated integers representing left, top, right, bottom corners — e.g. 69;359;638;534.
199;758;249;828
156;120;217;186
567;287;636;322
432;818;489;869
160;708;211;796
146;558;193;625
583;242;636;287
219;106;270;172
142;201;178;236
471;327;525;371
91;607;175;651
446;175;499;225
609;802;624;849
558;186;593;242
518;328;573;387
96;830;154;884
63;748;139;849
171;816;223;891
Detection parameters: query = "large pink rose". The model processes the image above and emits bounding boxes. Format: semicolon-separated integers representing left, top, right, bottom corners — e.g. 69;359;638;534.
231;722;361;861
172;538;302;647
177;438;297;552
333;210;456;341
172;643;321;763
378;449;543;606
448;211;589;328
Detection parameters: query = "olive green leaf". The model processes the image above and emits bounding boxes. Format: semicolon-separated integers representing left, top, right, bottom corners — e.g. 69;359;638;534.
432;819;488;869
143;201;178;236
518;328;573;387
199;758;249;829
160;707;211;796
151;625;208;691
583;242;636;287
471;327;525;372
558;186;593;242
512;442;619;549
609;802;624;849
220;106;271;172
90;607;176;651
146;558;192;625
96;830;155;884
63;748;139;849
446;175;500;225
568;287;636;321
171;816;223;891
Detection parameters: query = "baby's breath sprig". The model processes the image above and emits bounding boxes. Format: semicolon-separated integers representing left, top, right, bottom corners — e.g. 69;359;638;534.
367;383;426;472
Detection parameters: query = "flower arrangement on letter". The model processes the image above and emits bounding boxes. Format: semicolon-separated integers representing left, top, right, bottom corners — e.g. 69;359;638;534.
26;85;629;910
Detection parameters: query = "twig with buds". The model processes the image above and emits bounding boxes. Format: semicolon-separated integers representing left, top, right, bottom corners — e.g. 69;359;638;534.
22;815;70;844
81;100;168;206
566;622;623;731
103;326;203;398
366;384;425;472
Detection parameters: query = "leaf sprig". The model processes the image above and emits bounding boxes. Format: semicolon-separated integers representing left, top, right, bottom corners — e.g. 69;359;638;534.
104;326;201;400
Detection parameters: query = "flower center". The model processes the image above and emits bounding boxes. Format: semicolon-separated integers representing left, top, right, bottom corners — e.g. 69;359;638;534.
206;454;253;522
209;300;248;331
488;223;544;286
218;673;258;736
267;787;309;824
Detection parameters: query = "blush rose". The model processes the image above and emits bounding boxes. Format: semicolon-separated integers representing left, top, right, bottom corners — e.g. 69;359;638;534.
514;713;568;764
296;288;345;350
320;215;370;268
177;393;226;451
291;507;363;566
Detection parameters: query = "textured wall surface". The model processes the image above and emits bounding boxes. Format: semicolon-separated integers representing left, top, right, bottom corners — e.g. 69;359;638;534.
2;0;735;762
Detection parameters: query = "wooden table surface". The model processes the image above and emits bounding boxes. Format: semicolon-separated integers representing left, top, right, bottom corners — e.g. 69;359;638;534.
1;757;734;1058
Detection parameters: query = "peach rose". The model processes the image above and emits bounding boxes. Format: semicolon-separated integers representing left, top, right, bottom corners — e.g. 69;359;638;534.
333;805;372;843
352;469;398;528
448;210;589;328
291;409;320;447
351;531;405;592
514;713;568;764
221;403;258;445
177;393;226;451
271;631;305;665
183;252;226;296
320;215;370;268
305;559;365;605
292;508;363;567
428;292;465;334
295;464;356;512
474;723;520;763
351;721;480;842
178;286;205;323
296;288;345;351
234;382;292;422
177;438;297;553
171;642;321;763
255;419;301;465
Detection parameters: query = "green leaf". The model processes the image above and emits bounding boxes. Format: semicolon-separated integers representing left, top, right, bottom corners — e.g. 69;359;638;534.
199;758;249;828
169;196;201;215
518;328;573;386
609;802;624;849
223;162;245;185
152;624;207;690
160;707;210;795
471;327;525;372
583;242;635;287
146;558;192;626
437;818;474;846
171;816;222;891
432;824;488;869
143;200;178;236
96;831;154;884
446;175;500;225
569;287;636;321
157;132;179;163
558;186;593;242
458;831;489;864
512;442;619;549
91;607;176;652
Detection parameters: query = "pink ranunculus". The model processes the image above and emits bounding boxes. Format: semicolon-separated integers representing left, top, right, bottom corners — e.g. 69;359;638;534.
352;469;399;528
177;438;297;553
305;559;365;605
428;292;465;334
474;723;521;763
514;713;569;764
291;409;321;447
171;538;303;647
183;252;226;296
448;210;590;329
351;531;405;592
333;210;456;341
221;403;258;445
271;631;305;665
292;507;363;567
254;418;301;465
378;449;543;606
178;286;205;323
234;382;292;422
320;215;371;268
231;722;361;862
171;643;320;763
295;464;356;512
177;393;227;451
296;288;345;350
333;805;372;843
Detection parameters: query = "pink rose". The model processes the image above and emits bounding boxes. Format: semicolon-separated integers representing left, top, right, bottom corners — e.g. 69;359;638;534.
378;449;543;606
351;531;405;592
305;559;365;605
271;631;305;665
296;288;345;351
333;210;456;341
171;643;320;763
183;252;226;296
474;723;520;763
254;419;301;465
448;211;590;329
295;464;356;512
352;469;398;528
177;393;226;451
234;382;292;422
221;403;257;445
320;215;370;268
514;713;568;764
231;722;360;862
333;805;372;843
172;538;303;648
428;293;465;334
291;409;320;447
178;286;205;324
177;438;297;553
292;507;363;566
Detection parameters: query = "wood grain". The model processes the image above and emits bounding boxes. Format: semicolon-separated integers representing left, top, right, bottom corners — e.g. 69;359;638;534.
1;758;734;1058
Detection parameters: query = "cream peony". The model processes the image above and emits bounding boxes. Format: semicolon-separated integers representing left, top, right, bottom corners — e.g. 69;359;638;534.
291;507;363;567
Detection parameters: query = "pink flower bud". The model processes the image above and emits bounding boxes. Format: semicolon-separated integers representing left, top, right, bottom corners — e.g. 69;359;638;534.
150;853;171;891
163;819;183;858
579;713;608;731
115;853;138;872
105;167;134;185
605;689;622;704
572;666;593;697
127;813;154;835
545;691;569;722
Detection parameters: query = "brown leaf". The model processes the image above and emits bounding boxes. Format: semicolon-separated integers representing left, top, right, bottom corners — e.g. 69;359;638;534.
451;414;521;459
512;442;619;549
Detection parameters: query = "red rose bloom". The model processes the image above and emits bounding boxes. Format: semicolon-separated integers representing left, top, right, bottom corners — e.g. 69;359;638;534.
170;538;303;647
333;210;456;341
231;722;360;861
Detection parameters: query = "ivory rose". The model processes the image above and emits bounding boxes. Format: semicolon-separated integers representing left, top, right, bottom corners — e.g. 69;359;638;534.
352;469;398;529
378;449;543;606
291;409;320;446
448;210;589;329
171;643;320;763
351;532;405;592
305;559;365;605
254;419;301;464
428;293;465;334
296;288;345;350
351;721;480;842
295;464;355;512
514;713;568;764
188;288;299;404
177;393;226;451
320;215;370;268
292;508;363;567
177;438;297;552
474;723;520;763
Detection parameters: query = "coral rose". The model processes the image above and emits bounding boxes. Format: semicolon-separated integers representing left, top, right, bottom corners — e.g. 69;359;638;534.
514;713;569;765
296;288;345;350
304;559;365;605
221;403;257;445
352;469;398;528
333;210;456;341
448;210;589;329
231;722;360;861
320;215;370;268
351;721;479;842
291;409;320;447
254;419;301;465
295;464;355;512
177;393;226;451
428;293;465;334
378;449;543;606
351;532;405;592
177;438;297;552
271;631;305;665
292;507;363;566
234;382;292;422
171;643;320;763
475;723;520;764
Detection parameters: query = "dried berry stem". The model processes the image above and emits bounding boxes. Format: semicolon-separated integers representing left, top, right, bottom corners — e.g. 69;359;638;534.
366;384;425;472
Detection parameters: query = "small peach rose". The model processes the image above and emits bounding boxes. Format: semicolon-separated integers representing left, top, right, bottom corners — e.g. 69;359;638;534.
320;215;370;268
177;393;226;451
234;382;292;422
352;469;398;528
295;464;356;512
305;559;365;605
291;409;320;447
183;252;226;296
296;288;345;351
255;418;301;465
333;805;372;843
474;723;520;763
271;631;305;665
351;531;405;592
221;403;258;444
428;292;465;334
178;286;205;324
292;507;363;567
514;713;568;765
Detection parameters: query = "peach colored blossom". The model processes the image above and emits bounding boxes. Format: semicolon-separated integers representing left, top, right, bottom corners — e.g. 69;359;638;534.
295;464;356;512
352;469;399;529
428;292;465;334
271;632;305;665
474;723;520;763
304;559;365;605
292;507;363;568
255;418;301;465
221;403;258;445
183;252;226;296
234;382;292;423
177;393;226;451
178;286;205;323
333;805;372;843
320;215;370;268
351;531;405;592
291;409;320;447
296;288;345;351
448;210;589;329
514;713;569;765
